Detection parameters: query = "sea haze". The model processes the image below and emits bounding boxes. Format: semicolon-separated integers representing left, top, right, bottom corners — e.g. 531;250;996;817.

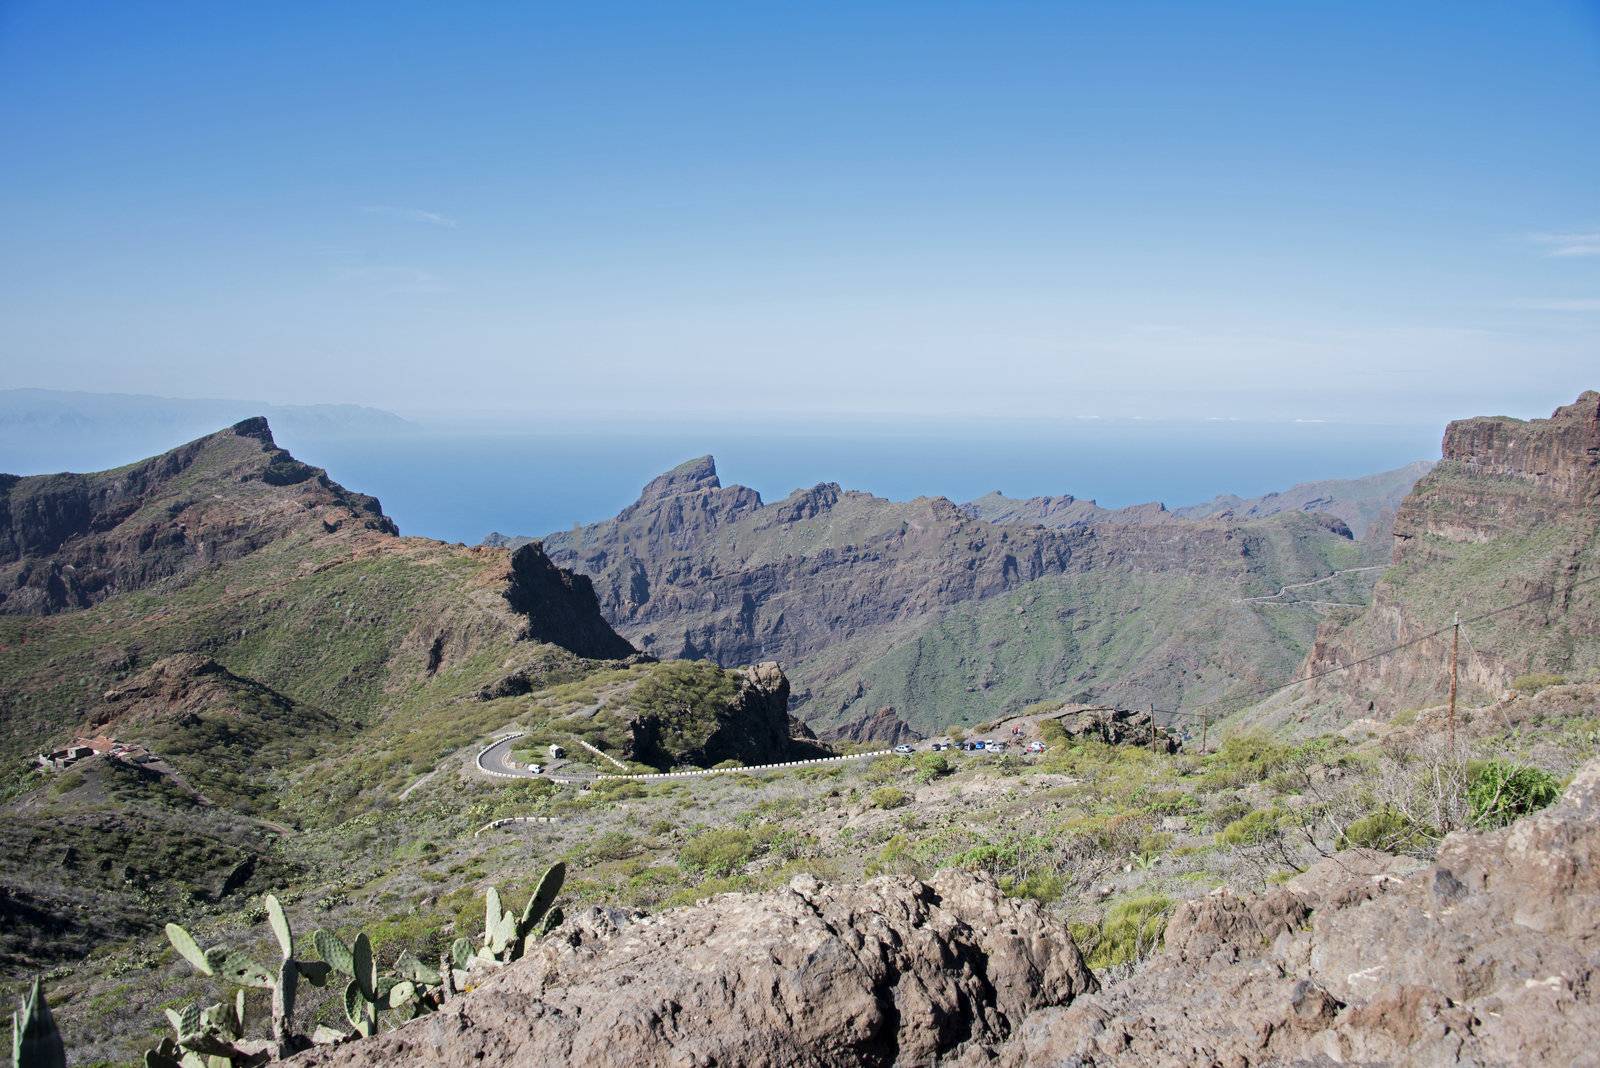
269;419;1440;544
0;411;1442;545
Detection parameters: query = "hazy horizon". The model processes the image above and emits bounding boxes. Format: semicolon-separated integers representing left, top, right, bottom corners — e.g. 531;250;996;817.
0;385;1450;544
4;3;1599;426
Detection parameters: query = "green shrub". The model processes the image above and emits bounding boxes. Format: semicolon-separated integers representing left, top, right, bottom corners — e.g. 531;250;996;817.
1000;870;1066;903
1081;895;1173;968
867;833;916;877
1337;806;1431;853
678;827;758;877
1511;673;1566;695
1467;761;1561;828
1137;832;1173;855
870;786;910;810
1216;809;1280;847
766;828;817;862
1143;790;1196;816
1202;733;1293;788
1201;798;1251;831
661;875;752;909
914;751;952;783
864;756;911;783
584;830;640;862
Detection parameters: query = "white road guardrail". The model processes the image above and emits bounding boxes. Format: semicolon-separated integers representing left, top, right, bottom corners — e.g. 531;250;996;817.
475;731;895;786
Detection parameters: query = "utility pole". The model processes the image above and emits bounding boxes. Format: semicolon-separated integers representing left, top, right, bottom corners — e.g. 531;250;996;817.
1149;703;1157;753
1447;611;1460;759
1200;714;1208;753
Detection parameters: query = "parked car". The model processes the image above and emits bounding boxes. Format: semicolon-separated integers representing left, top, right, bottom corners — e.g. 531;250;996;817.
892;743;915;755
1026;741;1047;753
987;741;1008;753
931;741;950;751
528;763;545;774
972;740;987;751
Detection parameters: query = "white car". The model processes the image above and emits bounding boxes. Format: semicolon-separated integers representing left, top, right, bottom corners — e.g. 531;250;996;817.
528;763;545;774
892;744;915;755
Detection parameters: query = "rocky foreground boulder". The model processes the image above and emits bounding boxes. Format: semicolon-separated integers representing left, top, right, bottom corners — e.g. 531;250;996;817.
998;757;1600;1067
295;758;1600;1067
293;871;1095;1067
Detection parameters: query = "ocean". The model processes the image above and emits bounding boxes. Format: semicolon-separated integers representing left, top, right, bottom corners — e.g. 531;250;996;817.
269;420;1443;544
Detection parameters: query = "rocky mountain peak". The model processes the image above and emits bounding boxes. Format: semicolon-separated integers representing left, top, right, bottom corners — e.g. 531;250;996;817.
771;481;844;521
228;414;276;444
638;455;721;501
0;418;397;614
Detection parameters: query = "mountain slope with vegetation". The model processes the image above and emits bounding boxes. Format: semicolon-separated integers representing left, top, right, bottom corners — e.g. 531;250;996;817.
1253;391;1600;731
506;458;1381;734
1;399;1594;1068
0;421;809;983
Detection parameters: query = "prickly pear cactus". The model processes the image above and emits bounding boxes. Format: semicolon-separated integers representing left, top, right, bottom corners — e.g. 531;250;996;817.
12;977;66;1068
157;895;330;1063
477;862;567;967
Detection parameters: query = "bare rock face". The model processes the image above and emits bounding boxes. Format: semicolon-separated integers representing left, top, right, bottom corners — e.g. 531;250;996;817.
293;871;1095;1068
822;705;924;745
1436;389;1600;514
501;542;636;659
995;758;1600;1067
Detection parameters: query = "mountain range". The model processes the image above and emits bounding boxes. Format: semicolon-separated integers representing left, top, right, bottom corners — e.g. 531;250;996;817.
1;393;1597;1065
0;418;802;974
487;457;1429;736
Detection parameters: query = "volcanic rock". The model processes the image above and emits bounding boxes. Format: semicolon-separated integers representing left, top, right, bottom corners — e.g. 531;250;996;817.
993;757;1600;1066
291;870;1096;1068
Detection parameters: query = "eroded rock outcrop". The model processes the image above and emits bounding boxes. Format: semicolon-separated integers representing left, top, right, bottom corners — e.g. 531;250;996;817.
1049;705;1182;752
625;660;802;768
293;870;1096;1068
502;542;636;659
822;705;924;745
995;758;1600;1066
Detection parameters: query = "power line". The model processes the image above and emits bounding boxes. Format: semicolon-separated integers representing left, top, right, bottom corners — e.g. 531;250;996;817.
1177;569;1599;716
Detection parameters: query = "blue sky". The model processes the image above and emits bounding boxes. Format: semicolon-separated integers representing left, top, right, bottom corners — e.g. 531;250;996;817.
1;1;1597;425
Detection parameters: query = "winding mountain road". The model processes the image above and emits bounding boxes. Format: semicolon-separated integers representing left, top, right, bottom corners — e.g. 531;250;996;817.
476;733;597;783
1242;565;1384;606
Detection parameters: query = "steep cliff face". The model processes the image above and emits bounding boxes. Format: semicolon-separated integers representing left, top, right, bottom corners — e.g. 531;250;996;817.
0;418;396;614
521;458;1377;733
1254;392;1600;729
502;543;636;659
